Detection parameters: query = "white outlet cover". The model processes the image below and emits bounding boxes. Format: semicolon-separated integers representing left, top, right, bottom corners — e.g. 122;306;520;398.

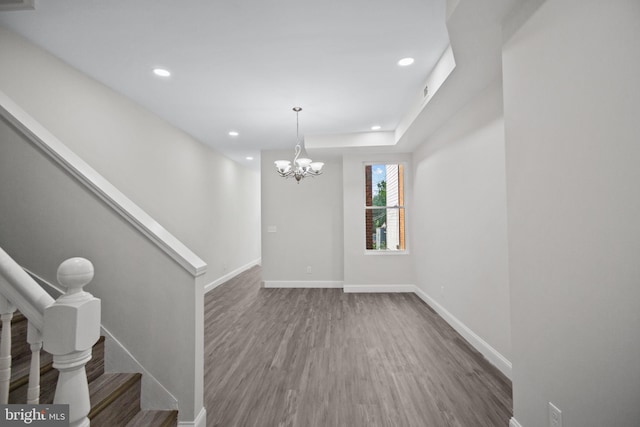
267;225;277;233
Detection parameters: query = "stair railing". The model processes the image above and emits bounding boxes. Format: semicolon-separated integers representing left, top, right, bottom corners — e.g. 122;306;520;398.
0;246;101;427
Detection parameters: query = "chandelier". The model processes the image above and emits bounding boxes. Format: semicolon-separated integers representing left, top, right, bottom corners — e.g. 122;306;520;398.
274;107;324;183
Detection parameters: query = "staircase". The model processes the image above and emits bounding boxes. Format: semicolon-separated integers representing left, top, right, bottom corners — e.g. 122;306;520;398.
5;311;177;426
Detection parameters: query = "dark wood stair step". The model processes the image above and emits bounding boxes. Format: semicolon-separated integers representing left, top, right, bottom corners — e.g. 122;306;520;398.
9;336;105;403
4;314;178;424
125;409;178;427
10;349;53;389
89;372;142;427
85;335;106;383
8;362;58;404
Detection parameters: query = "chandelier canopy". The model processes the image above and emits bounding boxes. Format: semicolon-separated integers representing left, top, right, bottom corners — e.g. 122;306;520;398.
274;107;324;183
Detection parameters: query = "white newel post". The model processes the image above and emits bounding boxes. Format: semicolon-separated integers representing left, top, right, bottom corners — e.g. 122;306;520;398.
43;258;101;427
0;295;16;404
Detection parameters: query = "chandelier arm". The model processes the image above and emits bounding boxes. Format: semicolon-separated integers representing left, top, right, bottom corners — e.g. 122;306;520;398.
293;144;301;165
277;169;294;178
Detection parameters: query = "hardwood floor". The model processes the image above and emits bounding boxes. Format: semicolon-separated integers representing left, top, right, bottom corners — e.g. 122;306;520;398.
204;266;512;427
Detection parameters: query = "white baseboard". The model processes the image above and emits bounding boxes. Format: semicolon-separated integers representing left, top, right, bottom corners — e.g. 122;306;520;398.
509;417;523;427
343;284;415;293
178;407;206;427
204;258;261;293
413;286;512;379
263;280;343;288
102;326;178;411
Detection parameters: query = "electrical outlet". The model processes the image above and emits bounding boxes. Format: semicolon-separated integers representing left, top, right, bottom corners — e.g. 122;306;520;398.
549;402;562;427
306;266;312;274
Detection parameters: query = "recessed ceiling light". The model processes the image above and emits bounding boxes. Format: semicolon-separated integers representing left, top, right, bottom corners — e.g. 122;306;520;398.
246;156;254;161
371;125;382;131
152;68;171;77
228;131;239;137
397;57;415;67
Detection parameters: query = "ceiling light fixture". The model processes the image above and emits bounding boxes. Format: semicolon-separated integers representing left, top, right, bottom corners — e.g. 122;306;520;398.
228;131;239;137
274;107;324;183
246;156;253;160
371;125;382;131
152;68;171;77
397;57;415;67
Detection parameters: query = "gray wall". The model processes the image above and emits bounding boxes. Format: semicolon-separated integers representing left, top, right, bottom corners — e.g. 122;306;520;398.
503;0;640;425
412;79;511;365
261;149;415;289
261;150;343;283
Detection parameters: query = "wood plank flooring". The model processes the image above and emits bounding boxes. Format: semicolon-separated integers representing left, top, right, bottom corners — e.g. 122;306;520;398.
204;266;512;427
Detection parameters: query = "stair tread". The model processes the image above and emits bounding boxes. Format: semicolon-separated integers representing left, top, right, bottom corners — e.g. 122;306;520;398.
88;372;142;417
6;314;178;422
9;335;105;389
10;350;53;385
125;410;177;427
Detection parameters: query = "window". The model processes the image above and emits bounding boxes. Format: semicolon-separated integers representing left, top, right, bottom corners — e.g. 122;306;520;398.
365;163;405;251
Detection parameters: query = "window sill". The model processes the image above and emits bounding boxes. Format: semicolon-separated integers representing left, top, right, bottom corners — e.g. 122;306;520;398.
364;250;410;256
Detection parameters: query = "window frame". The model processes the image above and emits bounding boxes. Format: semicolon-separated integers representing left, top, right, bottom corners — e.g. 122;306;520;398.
363;162;408;255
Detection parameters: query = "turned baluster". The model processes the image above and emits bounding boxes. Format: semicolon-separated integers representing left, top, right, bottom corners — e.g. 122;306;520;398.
26;322;43;404
43;258;101;427
0;295;16;404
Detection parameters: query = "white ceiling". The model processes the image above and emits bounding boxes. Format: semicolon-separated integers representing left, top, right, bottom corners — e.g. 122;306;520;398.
0;0;450;164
